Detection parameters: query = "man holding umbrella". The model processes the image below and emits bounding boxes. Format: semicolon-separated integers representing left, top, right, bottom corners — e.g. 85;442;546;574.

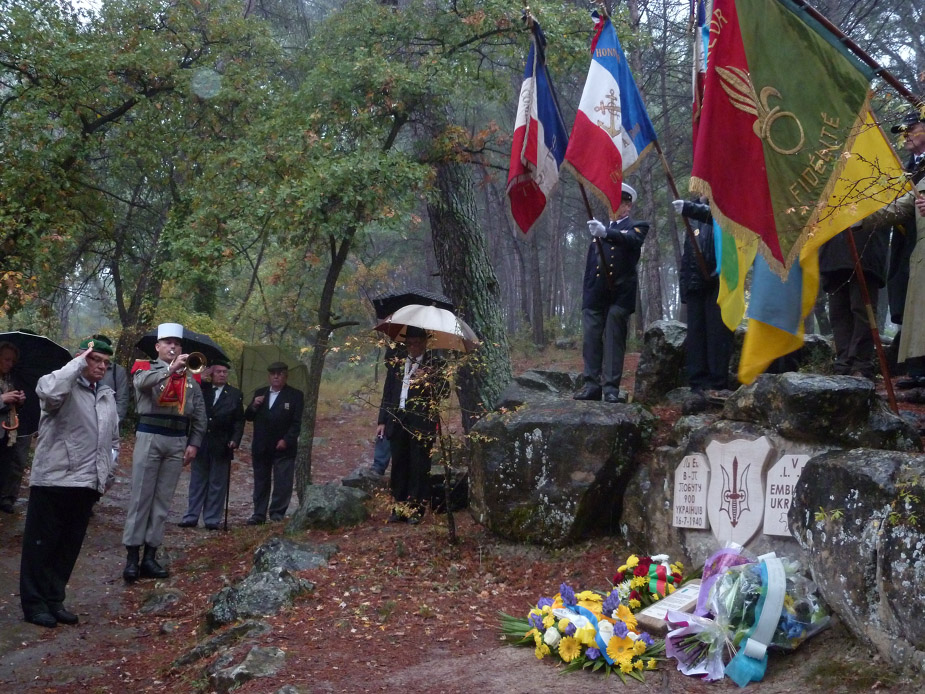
178;357;244;530
122;323;206;582
0;341;29;514
377;327;449;524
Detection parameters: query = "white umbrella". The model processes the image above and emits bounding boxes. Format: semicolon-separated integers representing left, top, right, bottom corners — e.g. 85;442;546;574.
374;304;480;353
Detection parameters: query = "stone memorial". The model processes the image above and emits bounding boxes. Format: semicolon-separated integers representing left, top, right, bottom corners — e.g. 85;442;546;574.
763;454;809;536
705;436;772;546
672;454;710;529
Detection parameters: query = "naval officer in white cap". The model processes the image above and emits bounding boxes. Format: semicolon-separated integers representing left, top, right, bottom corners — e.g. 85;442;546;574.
575;183;651;403
121;322;206;582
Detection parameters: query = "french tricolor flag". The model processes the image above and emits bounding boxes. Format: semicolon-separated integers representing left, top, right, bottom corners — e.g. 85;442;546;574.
506;22;568;235
564;14;656;219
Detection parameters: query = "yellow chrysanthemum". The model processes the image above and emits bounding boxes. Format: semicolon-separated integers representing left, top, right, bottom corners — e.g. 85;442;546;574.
646;658;657;670
667;584;676;594
576;625;597;646
542;614;555;629
540;604;552;614
620;660;634;674
633;659;644;670
576;590;602;602
616;605;638;631
527;628;542;645
606;635;635;664
558;636;582;663
629;599;641;610
577;599;604;618
631;576;646;589
535;643;550;660
557;618;571;632
626;555;640;568
633;639;647;655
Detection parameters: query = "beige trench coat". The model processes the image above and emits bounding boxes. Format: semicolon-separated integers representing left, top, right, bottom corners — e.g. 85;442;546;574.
862;179;925;362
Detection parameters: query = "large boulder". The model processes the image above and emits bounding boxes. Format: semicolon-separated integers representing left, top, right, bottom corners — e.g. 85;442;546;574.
790;449;925;673
469;398;655;547
633;320;687;404
724;373;920;451
622;372;920;569
287;483;369;531
494;369;581;410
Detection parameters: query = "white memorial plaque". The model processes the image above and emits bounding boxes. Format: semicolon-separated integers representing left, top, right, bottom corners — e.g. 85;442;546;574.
763;454;809;536
672;454;710;529
706;437;773;547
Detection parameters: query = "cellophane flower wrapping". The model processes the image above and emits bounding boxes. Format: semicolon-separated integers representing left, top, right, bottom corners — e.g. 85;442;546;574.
707;558;830;651
664;609;730;681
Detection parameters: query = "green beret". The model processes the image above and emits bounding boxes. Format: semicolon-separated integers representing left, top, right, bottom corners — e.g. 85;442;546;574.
78;337;114;356
212;357;231;369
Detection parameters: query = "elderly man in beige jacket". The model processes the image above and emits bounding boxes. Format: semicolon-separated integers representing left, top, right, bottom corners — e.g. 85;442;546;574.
860;179;925;366
19;338;119;628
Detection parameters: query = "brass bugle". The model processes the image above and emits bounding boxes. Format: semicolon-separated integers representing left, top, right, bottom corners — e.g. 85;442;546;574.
186;352;208;374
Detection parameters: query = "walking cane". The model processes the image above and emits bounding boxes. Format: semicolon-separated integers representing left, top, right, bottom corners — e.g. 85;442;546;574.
223;456;232;532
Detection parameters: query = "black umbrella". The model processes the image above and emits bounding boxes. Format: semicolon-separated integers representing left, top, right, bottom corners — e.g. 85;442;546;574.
0;330;73;435
371;287;454;320
135;327;229;365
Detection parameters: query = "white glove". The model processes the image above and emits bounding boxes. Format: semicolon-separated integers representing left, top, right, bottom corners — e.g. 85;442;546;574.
587;219;607;238
671;199;684;214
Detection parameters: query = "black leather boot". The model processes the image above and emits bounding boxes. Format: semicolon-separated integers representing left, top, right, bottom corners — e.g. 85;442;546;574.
122;546;140;583
140;545;169;579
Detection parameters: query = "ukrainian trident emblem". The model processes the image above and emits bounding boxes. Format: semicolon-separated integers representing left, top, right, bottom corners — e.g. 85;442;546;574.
705;437;772;546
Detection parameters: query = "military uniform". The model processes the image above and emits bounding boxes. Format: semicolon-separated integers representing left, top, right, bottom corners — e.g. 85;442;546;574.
122;359;206;549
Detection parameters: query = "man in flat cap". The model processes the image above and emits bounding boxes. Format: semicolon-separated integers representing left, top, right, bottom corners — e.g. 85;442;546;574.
887;110;925;387
576;182;650;403
179;357;244;530
20;338;119;627
244;361;304;524
122;323;206;582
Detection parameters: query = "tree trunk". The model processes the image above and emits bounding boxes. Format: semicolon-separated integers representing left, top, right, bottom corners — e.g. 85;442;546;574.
428;160;513;430
294;232;356;498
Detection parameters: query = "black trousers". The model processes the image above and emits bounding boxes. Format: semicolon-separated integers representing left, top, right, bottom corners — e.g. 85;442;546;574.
20;485;99;619
389;418;434;511
685;285;733;390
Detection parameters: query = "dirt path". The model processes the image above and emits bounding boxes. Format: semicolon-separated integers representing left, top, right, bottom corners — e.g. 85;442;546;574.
0;385;920;693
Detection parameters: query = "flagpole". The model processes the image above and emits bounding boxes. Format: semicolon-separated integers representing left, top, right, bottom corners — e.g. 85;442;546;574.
524;8;617;292
788;0;923;109
598;0;712;281
844;229;899;413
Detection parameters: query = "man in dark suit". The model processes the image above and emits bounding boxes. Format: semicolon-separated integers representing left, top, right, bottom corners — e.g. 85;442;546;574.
377;327;448;524
244;361;304;524
575;183;650;403
179;358;244;530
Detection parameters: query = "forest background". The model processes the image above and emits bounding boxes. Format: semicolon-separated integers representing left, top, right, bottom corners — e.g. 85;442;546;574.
1;0;922;482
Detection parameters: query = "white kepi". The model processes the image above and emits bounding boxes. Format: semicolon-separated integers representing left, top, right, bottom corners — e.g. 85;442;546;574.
157;323;184;340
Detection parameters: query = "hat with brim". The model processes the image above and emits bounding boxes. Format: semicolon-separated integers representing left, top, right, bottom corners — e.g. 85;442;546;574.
77;337;114;356
400;326;429;340
157;323;184;340
212;357;231;369
267;361;289;372
621;183;637;203
891;110;925;133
